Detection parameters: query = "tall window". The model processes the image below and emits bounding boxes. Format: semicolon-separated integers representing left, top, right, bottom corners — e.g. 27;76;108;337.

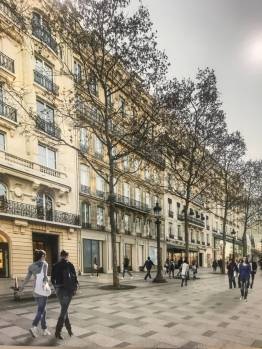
35;57;53;81
0;183;7;201
135;187;141;203
36;192;53;221
123;155;129;170
168;222;173;236
80;128;88;152
89;74;97;95
135;217;141;233
145;192;150;208
94;136;103;155
97;207;104;227
124;214;130;232
80;164;89;192
38;144;56;169
0;132;5;151
74;60;82;82
96;175;104;197
119;96;126;116
123;182;130;204
37;100;54;123
178;225;182;239
81;202;90;226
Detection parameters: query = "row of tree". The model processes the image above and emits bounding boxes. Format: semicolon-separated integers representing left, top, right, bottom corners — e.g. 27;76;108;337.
4;0;262;284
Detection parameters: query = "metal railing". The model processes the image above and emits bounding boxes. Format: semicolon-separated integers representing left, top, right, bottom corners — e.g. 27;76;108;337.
40;165;62;178
32;23;58;54
34;70;59;95
0;1;22;25
177;213;205;227
115;194;151;213
0;199;80;226
0;51;14;73
36;116;61;139
0;100;17;122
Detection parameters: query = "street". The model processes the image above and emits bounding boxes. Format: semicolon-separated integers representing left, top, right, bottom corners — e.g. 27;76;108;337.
0;270;261;348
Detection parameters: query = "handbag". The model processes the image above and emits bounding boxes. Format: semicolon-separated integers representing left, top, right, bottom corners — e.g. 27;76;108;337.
34;264;51;297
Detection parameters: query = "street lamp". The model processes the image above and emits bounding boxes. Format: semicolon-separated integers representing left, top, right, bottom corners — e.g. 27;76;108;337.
153;202;166;283
260;239;262;253
231;228;236;260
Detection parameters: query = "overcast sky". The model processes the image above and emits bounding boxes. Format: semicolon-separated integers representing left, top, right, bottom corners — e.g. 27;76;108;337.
139;0;262;160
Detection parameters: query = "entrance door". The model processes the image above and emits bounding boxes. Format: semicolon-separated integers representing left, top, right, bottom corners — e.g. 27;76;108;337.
125;244;132;270
32;233;59;272
0;243;9;278
199;253;203;267
82;239;101;273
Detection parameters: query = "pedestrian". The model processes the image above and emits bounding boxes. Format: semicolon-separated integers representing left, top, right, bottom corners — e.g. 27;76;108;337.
181;258;189;287
169;259;175;279
122;256;133;278
227;258;238;289
212;260;217;272
164;258;170;275
239;257;251;302
218;259;222;273
191;260;198;279
143;256;154;280
250;257;258;289
93;257;99;277
20;249;51;338
51;250;79;340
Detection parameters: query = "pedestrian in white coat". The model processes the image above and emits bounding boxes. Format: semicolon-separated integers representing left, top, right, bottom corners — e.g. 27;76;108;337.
181;259;189;287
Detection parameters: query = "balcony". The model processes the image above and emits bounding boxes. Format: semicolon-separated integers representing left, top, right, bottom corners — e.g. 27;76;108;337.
178;236;183;241
80;185;90;194
177;213;205;228
34;70;59;95
0;199;80;227
32;23;58;54
36;116;61;139
96;190;106;199
0;51;14;73
168;210;174;218
0;1;22;25
0;100;17;122
115;194;151;213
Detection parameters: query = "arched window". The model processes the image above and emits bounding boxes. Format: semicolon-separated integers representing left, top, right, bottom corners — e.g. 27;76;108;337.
36;192;53;221
81;202;90;228
0;183;7;202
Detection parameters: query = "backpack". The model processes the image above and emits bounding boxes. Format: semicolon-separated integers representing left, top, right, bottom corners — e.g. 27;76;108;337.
62;264;78;293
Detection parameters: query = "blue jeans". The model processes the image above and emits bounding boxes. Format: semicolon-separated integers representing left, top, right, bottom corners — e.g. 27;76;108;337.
240;279;249;299
32;296;48;329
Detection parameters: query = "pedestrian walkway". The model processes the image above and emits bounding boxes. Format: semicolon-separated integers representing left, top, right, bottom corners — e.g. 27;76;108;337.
1;269;261;348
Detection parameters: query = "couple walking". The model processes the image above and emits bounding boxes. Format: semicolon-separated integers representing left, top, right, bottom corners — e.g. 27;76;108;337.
20;249;78;339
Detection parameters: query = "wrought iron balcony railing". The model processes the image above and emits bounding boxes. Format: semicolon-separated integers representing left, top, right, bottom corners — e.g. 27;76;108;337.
0;1;22;25
0;100;17;122
114;194;151;213
32;23;58;54
0;51;14;73
36;116;61;139
177;213;205;228
0;199;80;226
80;185;90;194
34;70;59;95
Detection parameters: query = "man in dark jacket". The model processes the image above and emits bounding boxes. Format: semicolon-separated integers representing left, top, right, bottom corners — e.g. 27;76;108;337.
51;250;78;340
143;257;154;280
250;257;258;289
227;259;238;289
122;257;132;278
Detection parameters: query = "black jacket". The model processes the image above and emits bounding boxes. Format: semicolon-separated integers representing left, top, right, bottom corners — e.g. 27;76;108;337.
144;259;154;270
51;259;78;291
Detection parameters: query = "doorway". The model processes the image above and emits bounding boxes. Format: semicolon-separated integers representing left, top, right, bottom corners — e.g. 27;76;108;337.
125;243;132;270
0;242;9;278
32;233;59;272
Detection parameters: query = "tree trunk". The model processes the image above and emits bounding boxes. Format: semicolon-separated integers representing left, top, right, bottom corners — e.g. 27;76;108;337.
222;204;228;274
184;201;190;261
153;219;166;283
108;160;119;288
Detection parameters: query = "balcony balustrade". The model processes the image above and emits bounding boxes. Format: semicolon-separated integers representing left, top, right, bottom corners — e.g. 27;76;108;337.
0;51;14;73
36;116;61;139
0;199;80;226
80;185;90;194
0;100;17;122
177;213;205;228
0;2;22;25
34;70;59;95
115;194;151;213
32;23;58;54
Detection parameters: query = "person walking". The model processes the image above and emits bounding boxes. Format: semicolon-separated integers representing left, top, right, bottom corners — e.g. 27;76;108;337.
191;260;198;280
181;259;189;287
239;257;251;302
169;259;175;279
20;249;51;338
164;258;170;275
212;260;217;272
227;258;238;289
51;250;79;340
143;256;154;280
93;257;99;277
250;257;258;289
122;256;133;278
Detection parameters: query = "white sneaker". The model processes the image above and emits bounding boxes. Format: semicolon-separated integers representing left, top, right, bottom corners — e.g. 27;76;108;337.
43;329;51;336
240;296;243;300
29;326;38;338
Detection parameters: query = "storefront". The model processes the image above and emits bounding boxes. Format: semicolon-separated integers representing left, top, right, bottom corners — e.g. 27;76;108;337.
32;232;59;269
0;232;9;278
82;238;103;273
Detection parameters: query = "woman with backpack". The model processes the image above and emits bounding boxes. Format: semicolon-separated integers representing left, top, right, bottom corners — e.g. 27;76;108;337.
51;250;79;340
20;249;51;338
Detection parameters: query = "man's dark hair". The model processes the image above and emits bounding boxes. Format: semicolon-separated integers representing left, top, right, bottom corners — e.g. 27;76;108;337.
60;249;69;257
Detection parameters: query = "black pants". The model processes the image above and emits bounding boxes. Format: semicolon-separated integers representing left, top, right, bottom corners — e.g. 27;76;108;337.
56;288;73;333
238;275;241;288
123;268;132;278
169;269;175;278
250;272;255;288
144;270;152;280
228;275;236;289
181;276;187;286
240;279;249;299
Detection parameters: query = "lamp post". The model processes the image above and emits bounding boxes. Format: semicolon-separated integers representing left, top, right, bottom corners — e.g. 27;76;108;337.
260;239;262;253
153;202;166;283
231;228;236;260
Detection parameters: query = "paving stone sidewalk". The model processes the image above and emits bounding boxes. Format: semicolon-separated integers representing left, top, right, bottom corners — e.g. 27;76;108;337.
0;270;261;348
